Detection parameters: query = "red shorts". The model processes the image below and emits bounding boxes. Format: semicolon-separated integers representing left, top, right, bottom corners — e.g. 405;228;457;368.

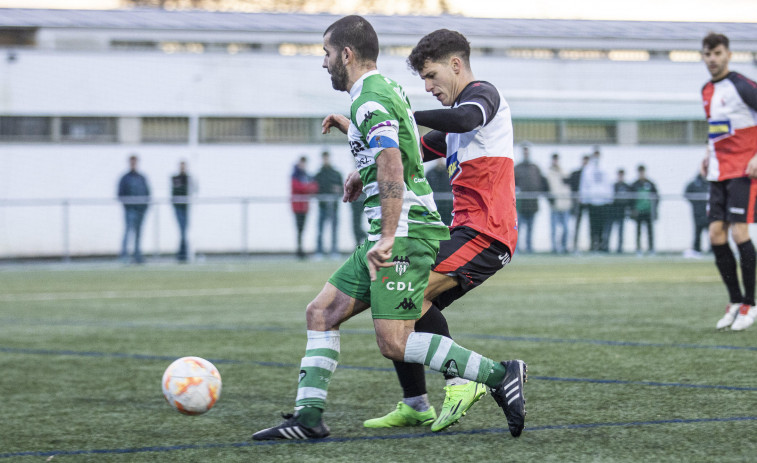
432;226;511;310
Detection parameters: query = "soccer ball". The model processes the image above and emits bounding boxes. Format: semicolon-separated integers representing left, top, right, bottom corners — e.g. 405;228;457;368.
162;356;222;415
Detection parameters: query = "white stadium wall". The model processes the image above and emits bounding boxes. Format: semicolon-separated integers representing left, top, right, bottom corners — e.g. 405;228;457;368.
1;17;756;258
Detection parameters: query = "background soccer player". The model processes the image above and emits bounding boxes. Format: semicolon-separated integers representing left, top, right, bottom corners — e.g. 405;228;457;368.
701;32;757;331
354;29;523;433
252;16;526;441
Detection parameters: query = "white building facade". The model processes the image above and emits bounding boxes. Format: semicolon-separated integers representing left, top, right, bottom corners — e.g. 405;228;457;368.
1;8;756;258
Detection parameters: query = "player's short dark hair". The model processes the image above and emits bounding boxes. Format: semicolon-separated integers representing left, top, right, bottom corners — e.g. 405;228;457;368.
702;32;729;50
407;29;471;74
324;15;379;63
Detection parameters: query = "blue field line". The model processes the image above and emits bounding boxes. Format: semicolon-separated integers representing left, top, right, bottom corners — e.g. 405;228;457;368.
3;317;757;352
2;346;756;392
2;415;756;458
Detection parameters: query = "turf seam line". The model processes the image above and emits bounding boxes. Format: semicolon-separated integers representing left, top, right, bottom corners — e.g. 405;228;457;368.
2;319;756;352
1;346;756;391
2;416;756;458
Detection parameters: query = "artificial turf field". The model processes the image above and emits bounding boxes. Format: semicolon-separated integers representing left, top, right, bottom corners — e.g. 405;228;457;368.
1;255;756;462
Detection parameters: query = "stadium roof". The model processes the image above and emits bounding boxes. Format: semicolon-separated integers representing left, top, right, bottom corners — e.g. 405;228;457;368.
1;8;756;48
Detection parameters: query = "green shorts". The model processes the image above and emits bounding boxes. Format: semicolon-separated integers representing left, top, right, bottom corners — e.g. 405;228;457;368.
328;237;439;320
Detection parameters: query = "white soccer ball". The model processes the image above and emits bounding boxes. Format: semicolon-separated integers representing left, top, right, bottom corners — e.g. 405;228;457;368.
162;356;222;415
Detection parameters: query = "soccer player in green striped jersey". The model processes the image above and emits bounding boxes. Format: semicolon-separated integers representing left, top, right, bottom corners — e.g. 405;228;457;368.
252;15;526;441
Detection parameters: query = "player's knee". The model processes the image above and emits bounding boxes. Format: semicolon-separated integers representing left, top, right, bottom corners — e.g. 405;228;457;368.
375;335;403;361
305;300;328;330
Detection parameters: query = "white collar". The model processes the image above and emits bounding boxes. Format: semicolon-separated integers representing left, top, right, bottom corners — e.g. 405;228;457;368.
349;69;380;100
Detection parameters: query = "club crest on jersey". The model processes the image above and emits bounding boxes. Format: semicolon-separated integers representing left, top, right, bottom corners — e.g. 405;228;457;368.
393;255;410;276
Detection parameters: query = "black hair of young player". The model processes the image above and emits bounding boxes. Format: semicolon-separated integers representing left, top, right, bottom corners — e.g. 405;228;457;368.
324;15;379;63
407;29;471;74
702;32;729;50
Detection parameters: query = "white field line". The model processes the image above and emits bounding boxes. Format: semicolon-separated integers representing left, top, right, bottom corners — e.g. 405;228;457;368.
480;274;720;287
0;285;317;302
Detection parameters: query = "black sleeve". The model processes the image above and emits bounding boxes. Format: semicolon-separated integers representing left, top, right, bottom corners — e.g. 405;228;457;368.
730;73;757;112
420;130;447;162
414;105;484;133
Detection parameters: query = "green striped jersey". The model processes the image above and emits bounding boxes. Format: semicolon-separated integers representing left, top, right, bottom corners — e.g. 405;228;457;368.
347;71;449;241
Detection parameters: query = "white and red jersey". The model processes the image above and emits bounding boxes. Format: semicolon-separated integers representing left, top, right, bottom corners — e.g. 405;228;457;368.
421;81;518;253
702;71;757;181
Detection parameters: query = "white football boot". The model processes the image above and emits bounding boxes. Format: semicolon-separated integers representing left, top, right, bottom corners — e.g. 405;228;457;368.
716;303;742;329
730;305;757;331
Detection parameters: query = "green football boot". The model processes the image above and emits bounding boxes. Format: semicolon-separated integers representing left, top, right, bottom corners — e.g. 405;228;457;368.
431;381;487;432
363;402;436;428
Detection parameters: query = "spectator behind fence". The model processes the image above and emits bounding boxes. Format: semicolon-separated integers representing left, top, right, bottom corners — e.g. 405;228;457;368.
514;143;547;253
610;169;633;253
426;158;453;225
545;153;571;254
631;164;659;255
291;156;318;260
314;151;343;258
579;147;613;252
117;154;150;264
171;160;194;262
569;155;590;252
684;171;709;258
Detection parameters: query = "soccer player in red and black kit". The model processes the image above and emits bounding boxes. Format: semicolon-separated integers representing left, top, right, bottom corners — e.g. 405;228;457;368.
353;29;524;433
701;33;757;331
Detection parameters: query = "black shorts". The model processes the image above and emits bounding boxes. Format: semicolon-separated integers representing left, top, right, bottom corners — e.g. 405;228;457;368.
432;226;510;310
708;177;757;224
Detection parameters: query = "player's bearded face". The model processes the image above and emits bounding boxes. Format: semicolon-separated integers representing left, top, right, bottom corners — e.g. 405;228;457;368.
329;58;349;91
323;35;349;92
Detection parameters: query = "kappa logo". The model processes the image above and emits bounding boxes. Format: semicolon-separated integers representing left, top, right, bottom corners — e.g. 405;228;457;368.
298;370;306;383
444;359;459;377
394;297;417;311
393;255;410;276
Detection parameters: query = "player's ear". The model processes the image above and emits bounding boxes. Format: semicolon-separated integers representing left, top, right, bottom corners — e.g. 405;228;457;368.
342;47;352;64
450;56;462;73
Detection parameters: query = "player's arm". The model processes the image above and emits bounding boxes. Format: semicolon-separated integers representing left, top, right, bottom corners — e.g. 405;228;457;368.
730;74;757;178
366;147;403;280
421;130;447;162
322;114;350;134
342;170;363;203
414;105;483;133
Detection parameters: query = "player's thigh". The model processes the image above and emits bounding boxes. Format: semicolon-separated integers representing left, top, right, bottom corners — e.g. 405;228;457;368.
306;282;369;331
373;318;415;360
424;270;458;303
370;237;438;320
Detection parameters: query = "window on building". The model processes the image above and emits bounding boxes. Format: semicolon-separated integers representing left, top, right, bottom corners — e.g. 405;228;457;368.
0;116;52;142
60;117;118;143
200;117;257;143
563;120;616;144
691;120;708;144
0;28;36;47
513;120;559;144
638;120;689;144
141;117;189;143
259;117;315;143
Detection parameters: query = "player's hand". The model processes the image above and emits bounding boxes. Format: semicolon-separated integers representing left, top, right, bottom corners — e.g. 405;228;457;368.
701;148;710;177
343;170;363;202
746;154;757;179
366;236;395;281
322;114;350;135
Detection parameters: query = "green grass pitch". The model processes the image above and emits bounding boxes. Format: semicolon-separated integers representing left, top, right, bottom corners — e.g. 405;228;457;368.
1;255;756;462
